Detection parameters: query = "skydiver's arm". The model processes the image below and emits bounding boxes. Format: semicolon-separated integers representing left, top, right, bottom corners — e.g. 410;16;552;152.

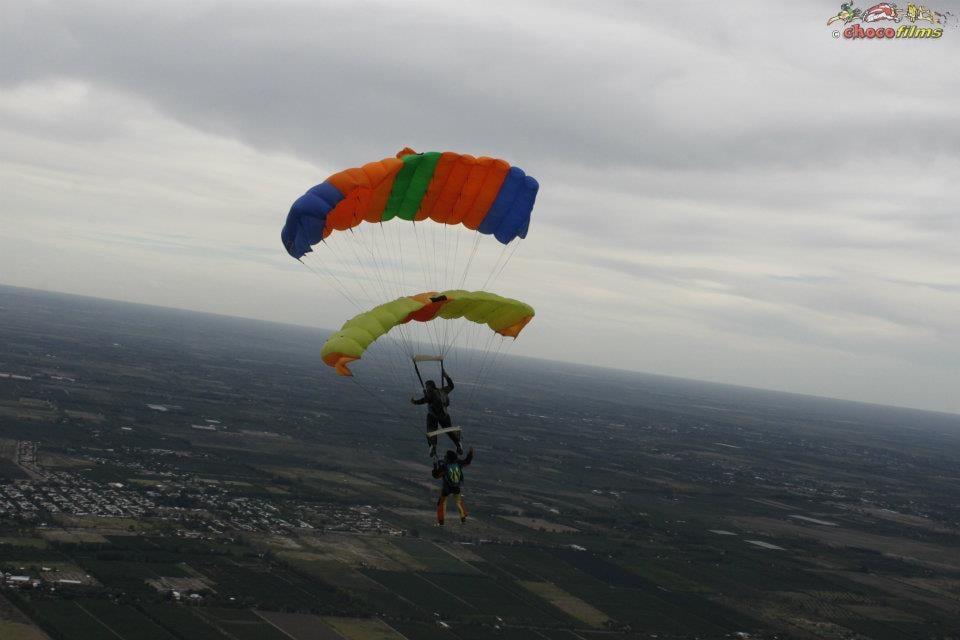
411;395;427;405
431;463;444;478
461;447;474;466
442;372;454;393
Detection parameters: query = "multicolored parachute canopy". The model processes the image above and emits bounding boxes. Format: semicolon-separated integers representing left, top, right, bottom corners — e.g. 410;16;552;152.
282;148;539;259
322;290;534;376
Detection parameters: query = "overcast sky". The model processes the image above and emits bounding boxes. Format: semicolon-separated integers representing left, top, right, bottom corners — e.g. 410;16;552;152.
2;0;958;413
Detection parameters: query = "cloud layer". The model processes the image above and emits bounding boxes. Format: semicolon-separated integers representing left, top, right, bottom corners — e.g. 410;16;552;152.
1;0;958;413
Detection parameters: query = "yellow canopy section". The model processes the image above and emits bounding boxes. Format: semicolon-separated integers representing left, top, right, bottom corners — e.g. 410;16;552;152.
321;290;534;376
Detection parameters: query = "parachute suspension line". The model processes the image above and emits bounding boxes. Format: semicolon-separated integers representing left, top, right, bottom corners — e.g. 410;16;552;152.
343;323;411;418
370;223;400;301
452;223;463;287
365;225;389;298
475;331;504;399
443;311;473;360
441;226;459;352
302;248;408;396
483;337;515;406
482;245;511;289
457;328;484;419
452;322;483;411
351;224;391;301
429;318;443;363
347;377;390;414
356;222;395;302
382;222;403;301
449;224;459;289
385;221;428;378
394;221;409;295
489;239;522;290
366;292;409;387
413;222;445;358
442;309;452;361
370;334;403;393
442;227;469;356
437;227;449;353
383;223;403;297
342;229;385;305
380;337;402;384
464;328;499;410
411;222;430;293
298;256;362;311
440;222;449;290
386;324;416;387
412;358;426;391
468;334;510;411
431;215;441;287
318;237;379;307
458;232;483;291
453;324;481;415
418;223;437;350
480;242;520;290
477;340;510;408
415;221;429;293
391;336;418;397
346;227;381;301
396;324;420;369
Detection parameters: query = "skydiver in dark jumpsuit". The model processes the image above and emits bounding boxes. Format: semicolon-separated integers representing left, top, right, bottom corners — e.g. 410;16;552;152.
411;371;463;459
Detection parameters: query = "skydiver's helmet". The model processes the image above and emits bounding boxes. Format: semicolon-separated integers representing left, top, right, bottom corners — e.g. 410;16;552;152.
425;380;437;390
445;450;458;462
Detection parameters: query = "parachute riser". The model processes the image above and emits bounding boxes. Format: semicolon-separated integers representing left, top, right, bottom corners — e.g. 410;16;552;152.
413;359;425;391
412;355;445;391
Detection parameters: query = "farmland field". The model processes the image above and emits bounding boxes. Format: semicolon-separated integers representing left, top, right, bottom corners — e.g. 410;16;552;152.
323;617;406;640
254;610;346;640
519;581;609;627
2;287;960;639
140;604;229;640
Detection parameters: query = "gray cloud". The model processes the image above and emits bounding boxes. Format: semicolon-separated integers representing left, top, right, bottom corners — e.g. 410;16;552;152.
1;0;958;413
5;1;959;171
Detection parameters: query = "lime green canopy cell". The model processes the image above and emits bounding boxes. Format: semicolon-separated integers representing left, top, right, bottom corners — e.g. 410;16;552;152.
321;290;535;376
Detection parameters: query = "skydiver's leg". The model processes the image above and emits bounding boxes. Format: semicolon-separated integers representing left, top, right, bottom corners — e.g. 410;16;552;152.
436;491;447;526
426;414;439;458
440;414;462;454
455;492;467;523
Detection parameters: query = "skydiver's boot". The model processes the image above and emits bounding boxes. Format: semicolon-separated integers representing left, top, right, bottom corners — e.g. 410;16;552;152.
429;444;437;459
455;440;464;456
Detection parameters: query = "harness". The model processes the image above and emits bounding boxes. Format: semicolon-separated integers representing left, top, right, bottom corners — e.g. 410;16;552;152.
445;462;463;488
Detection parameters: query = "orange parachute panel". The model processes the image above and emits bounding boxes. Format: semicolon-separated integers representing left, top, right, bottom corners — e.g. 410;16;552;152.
462;158;510;230
362;158;403;223
450;157;495;225
416;152;460;221
430;155;475;224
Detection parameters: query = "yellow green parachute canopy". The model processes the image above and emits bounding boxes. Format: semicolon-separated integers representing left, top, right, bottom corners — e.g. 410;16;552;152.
322;290;534;376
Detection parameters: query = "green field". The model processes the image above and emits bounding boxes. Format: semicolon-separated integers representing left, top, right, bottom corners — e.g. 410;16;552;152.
24;599;177;640
140;604;230;640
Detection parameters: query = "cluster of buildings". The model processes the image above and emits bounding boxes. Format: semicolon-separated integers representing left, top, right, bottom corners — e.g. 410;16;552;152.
15;440;40;473
0;472;155;519
2;573;42;590
164;484;403;536
2;570;89;592
2;442;403;536
82;447;187;477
